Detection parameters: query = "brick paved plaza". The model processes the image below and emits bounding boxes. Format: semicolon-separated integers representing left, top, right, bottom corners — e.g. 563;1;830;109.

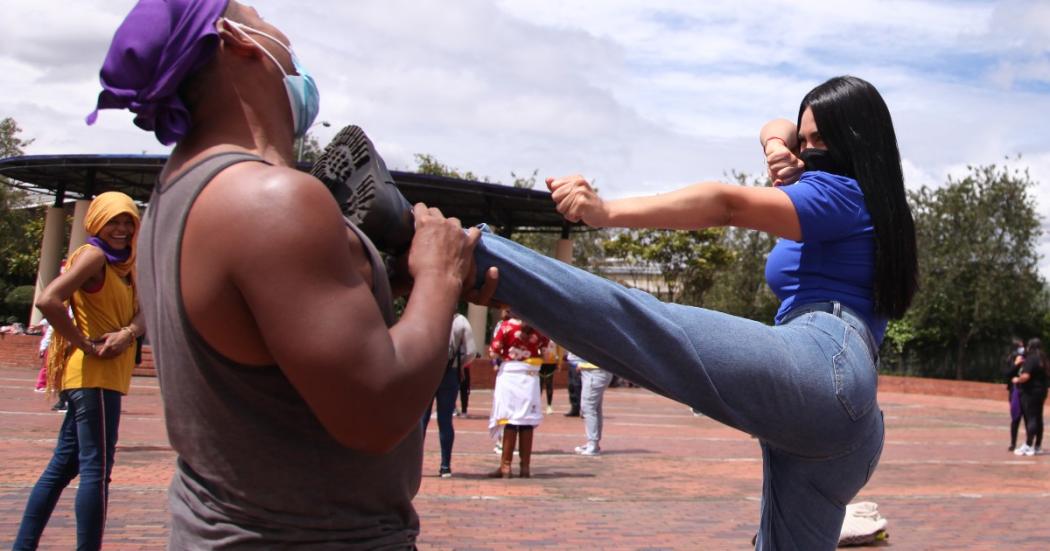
1;365;1048;550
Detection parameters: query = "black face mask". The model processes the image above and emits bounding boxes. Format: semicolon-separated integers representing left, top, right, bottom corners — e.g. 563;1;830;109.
800;148;851;177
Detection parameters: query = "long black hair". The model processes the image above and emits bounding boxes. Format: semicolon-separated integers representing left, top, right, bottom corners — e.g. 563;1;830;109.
1027;338;1048;371
798;76;918;319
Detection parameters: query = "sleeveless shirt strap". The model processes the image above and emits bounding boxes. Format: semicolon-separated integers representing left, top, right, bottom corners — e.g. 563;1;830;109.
158;152;270;192
344;219;397;327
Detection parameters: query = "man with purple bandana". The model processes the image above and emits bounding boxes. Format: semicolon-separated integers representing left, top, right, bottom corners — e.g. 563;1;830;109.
87;1;486;547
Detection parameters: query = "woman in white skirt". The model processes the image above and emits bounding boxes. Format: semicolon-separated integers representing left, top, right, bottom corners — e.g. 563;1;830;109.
488;317;548;478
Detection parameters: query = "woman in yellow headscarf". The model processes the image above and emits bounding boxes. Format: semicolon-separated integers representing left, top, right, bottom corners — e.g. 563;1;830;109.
14;191;144;551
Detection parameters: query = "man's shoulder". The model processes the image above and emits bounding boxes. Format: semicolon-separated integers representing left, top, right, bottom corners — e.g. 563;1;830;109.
196;163;342;232
184;161;352;264
213;163;330;206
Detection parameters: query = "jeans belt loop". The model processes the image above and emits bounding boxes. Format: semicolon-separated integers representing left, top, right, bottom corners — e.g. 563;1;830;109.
784;301;878;364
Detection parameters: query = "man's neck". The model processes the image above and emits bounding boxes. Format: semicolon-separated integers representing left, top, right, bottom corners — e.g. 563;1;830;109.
161;102;295;185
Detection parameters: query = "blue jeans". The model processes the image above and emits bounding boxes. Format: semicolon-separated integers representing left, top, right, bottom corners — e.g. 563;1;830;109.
421;368;461;470
14;388;122;551
474;232;884;551
565;361;581;413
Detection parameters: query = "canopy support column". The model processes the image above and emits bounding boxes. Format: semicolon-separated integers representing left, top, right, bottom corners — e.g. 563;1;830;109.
29;187;67;325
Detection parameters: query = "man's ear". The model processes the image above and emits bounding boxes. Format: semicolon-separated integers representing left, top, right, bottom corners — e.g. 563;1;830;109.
216;18;258;57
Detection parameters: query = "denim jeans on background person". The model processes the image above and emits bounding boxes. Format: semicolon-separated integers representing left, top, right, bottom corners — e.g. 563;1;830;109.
14;388;123;551
580;368;613;447
422;367;461;471
565;361;581;414
473;231;884;551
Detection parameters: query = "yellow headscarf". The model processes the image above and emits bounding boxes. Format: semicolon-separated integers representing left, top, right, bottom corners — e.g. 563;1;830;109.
46;191;140;394
80;191;141;279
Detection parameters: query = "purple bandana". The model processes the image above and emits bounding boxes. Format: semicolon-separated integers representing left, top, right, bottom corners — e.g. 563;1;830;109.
86;0;230;145
87;236;132;265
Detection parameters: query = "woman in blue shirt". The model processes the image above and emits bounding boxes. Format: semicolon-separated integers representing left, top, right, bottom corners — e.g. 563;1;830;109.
469;75;917;550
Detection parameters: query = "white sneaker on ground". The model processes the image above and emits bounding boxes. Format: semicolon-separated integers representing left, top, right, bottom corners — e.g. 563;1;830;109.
1023;446;1036;456
546;405;553;414
574;443;600;456
839;501;888;546
1015;444;1033;456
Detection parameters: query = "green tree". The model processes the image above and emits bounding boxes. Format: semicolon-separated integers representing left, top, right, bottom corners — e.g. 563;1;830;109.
4;285;35;317
1;117;33;156
895;163;1047;380
1;117;39;287
510;169;538;190
296;133;323;164
414;154;488;182
603;228;732;305
703;172;780;322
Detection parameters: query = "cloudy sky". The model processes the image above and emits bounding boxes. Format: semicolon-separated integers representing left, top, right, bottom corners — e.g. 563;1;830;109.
3;0;1050;274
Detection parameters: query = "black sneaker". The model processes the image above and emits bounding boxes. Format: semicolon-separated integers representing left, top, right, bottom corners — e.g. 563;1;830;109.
439;466;452;478
51;401;67;412
310;125;415;256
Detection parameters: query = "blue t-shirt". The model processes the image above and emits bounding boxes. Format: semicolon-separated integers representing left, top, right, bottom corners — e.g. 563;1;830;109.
765;171;887;344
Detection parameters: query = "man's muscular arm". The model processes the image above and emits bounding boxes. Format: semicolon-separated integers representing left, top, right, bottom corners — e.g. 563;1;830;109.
225;168;477;453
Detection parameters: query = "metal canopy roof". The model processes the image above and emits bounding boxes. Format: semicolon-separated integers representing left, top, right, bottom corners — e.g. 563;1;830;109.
0;154;577;232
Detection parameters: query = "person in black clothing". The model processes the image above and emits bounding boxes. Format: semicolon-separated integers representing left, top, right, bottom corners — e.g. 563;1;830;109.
1012;338;1048;456
457;361;471;416
1003;338;1026;451
562;355;582;417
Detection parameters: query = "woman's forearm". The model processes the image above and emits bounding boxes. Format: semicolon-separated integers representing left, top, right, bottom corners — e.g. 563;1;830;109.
603;182;731;230
36;299;91;351
760;119;799;150
124;310;145;338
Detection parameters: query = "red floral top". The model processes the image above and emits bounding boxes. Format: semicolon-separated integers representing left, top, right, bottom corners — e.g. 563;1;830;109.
489;319;549;362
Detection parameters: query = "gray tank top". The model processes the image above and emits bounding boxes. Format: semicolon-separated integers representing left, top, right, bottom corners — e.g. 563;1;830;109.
137;153;420;549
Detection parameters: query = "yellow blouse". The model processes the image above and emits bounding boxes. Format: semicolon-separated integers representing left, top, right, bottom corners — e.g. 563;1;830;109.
62;264;137;394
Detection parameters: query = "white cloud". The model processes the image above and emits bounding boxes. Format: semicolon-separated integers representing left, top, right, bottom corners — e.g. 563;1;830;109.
2;0;1050;281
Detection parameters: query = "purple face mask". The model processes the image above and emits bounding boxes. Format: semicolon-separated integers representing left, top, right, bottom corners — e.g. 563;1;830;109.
86;0;230;145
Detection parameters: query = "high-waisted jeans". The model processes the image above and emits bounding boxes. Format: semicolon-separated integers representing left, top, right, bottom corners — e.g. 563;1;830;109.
14;388;122;551
473;231;884;551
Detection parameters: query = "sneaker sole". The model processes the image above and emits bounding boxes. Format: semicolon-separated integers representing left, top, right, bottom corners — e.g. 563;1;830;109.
310;125;415;255
839;529;888;546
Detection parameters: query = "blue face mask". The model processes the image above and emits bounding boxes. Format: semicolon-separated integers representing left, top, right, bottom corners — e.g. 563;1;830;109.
227;20;320;138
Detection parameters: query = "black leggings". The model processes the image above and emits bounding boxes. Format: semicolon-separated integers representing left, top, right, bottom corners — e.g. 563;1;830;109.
458;367;470;414
539;364;557;406
1010;388;1024;449
1020;390;1047;448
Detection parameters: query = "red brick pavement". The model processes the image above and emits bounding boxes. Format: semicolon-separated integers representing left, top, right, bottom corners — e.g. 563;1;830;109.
1;366;1048;549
